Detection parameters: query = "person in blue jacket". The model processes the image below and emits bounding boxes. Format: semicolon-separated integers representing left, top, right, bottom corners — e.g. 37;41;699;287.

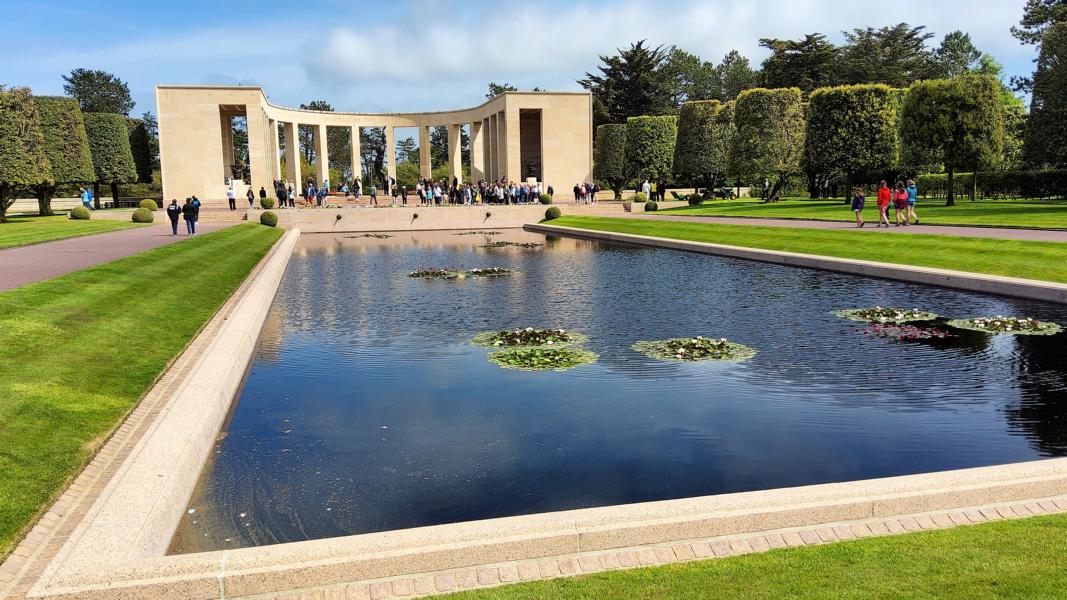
906;179;920;225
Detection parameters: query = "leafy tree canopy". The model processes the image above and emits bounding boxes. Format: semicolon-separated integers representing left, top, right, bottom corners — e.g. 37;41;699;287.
62;68;135;115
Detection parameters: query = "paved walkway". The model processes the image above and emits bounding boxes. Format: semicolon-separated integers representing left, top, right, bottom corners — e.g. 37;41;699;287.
629;214;1067;242
0;223;229;292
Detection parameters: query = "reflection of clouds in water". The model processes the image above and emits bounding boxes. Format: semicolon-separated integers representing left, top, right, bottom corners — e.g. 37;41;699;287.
171;231;1067;554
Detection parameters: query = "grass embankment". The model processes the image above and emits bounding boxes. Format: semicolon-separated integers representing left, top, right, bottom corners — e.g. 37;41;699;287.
0;223;282;557
547;216;1067;284
665;198;1067;229
0;214;141;250
445;514;1067;599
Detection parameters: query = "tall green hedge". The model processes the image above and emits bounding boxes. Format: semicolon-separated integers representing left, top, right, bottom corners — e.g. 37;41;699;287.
730;87;805;201
803;84;901;194
0;86;53;222
33;96;94;216
674;100;734;191
84;112;136;207
127;117;154;184
593;123;627;198
624;115;677;183
900;75;1004;205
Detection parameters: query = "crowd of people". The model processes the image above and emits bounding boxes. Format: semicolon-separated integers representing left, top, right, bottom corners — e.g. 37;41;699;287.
638;179;668;201
851;179;920;228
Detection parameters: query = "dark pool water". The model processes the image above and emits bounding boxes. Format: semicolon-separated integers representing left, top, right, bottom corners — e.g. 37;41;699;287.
169;230;1067;553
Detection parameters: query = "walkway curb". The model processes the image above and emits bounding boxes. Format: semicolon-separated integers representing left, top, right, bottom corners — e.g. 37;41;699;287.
658;210;1067;233
526;223;1067;304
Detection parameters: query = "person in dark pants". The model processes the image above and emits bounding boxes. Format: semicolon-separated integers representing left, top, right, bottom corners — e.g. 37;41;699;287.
166;199;181;235
259;186;267;204
246;187;255;209
182;198;197;235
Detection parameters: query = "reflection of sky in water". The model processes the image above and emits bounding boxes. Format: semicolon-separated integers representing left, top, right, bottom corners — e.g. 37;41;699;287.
170;230;1067;554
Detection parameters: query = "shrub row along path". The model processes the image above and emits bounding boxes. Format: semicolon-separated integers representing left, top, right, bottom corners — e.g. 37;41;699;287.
0;223;230;292
633;213;1067;242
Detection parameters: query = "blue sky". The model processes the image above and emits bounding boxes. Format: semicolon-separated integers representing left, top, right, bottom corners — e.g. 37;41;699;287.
2;0;1036;117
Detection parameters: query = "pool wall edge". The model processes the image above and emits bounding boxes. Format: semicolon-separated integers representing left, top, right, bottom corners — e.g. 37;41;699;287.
525;223;1067;303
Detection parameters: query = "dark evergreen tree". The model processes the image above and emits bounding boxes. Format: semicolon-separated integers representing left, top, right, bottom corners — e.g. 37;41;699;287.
579;40;675;127
61;68;135;115
758;34;840;92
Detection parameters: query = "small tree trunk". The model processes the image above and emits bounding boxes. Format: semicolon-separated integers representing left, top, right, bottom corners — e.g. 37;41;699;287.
110;182;120;207
0;188;12;223
972;169;979;201
946;169;955;207
36;186;54;216
843;173;852;205
93;182;101;210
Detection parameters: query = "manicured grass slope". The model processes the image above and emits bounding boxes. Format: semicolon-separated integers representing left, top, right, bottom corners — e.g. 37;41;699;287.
445;514;1067;599
666;198;1067;229
549;216;1067;284
0;214;141;250
0;223;282;557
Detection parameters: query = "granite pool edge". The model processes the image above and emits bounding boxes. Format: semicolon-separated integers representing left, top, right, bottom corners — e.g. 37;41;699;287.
526;223;1067;304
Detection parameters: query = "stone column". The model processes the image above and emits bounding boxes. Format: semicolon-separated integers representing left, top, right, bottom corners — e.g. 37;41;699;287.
470;121;484;182
314;123;329;187
496;110;507;182
220;113;234;182
246;107;272;192
488;114;497;182
283;122;301;194
418;125;432;180
504;106;521;184
447;124;462;182
270;119;281;182
350;126;361;188
385;126;397;184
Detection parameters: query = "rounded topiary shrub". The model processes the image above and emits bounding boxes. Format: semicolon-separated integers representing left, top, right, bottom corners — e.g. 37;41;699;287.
131;207;154;223
645;200;658;212
260;197;276;209
633;192;648;203
544;206;562;220
260;210;278;227
687;194;704;206
538;193;552;205
138;199;158;210
69;206;91;220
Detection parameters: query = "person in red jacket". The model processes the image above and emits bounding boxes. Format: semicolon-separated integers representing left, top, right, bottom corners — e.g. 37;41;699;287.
894;180;910;226
876;180;892;228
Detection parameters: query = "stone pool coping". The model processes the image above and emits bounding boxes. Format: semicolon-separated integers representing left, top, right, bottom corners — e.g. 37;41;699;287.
5;227;1067;600
526;223;1067;304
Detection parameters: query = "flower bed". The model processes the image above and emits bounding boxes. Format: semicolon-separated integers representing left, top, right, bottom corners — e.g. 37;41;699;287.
946;316;1062;335
472;327;585;348
632;337;758;362
408;267;515;279
479;241;544;249
487;347;598;371
835;307;938;324
862;324;955;340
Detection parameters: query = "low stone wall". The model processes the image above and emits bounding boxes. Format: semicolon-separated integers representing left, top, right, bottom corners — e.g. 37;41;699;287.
528;223;1067;304
252;205;596;233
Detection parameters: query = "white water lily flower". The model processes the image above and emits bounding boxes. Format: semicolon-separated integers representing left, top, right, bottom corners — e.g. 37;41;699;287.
526;327;534;332
547;340;554;345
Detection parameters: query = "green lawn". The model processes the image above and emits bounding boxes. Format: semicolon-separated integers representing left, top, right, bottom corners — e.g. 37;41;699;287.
547;216;1067;283
664;197;1067;229
0;214;142;250
0;223;282;557
445;514;1067;599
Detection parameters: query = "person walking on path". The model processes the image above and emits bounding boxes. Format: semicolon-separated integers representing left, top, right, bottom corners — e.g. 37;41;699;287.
906;179;920;224
226;187;236;211
246;187;255;209
191;196;202;231
181;198;197;235
79;188;93;210
851;187;865;228
287;184;295;208
369;183;378;207
166;199;181;235
876;181;891;228
893;181;909;226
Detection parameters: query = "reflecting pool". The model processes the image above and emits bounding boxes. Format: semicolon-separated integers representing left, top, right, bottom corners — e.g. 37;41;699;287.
169;230;1067;553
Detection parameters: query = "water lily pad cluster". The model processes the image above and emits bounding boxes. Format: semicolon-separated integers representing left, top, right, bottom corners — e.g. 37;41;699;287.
632;337;758;362
350;233;393;239
472;327;585;348
455;230;503;236
862;325;954;340
408;267;515;279
946;316;1062;335
835;307;938;324
479;241;544;249
488;347;599;371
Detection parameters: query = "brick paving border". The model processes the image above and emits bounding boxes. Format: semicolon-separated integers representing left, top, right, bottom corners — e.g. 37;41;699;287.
239;496;1067;600
0;231;292;600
